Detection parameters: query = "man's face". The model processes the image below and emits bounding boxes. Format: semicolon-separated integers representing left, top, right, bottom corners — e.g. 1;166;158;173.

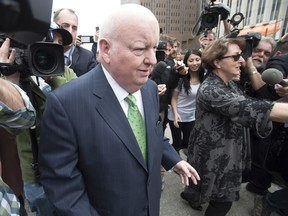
104;21;159;93
251;40;273;70
165;42;177;59
55;10;78;48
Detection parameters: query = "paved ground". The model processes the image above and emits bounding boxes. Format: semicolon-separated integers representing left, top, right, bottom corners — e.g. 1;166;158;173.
159;150;282;216
27;126;282;216
159;127;282;216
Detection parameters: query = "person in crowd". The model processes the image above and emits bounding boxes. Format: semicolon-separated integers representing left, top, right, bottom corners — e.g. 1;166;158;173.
242;35;288;216
241;35;283;195
184;38;288;216
160;36;187;133
0;38;37;216
250;36;276;72
198;30;216;53
5;25;77;216
0;76;35;216
251;66;288;216
53;8;97;76
38;4;200;216
0;39;36;216
168;49;205;154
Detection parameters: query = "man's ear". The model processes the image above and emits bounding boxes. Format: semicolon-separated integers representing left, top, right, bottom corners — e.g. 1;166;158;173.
98;39;111;63
274;50;282;56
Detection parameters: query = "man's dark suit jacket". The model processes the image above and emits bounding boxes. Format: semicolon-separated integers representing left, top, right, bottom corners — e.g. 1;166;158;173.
70;46;97;76
39;64;181;216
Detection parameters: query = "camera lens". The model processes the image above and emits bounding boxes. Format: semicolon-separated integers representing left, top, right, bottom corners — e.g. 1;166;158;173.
32;46;57;74
29;42;64;77
201;12;219;29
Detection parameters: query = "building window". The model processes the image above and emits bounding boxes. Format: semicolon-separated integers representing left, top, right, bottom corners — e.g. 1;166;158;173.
270;0;281;21
257;0;266;23
245;0;254;25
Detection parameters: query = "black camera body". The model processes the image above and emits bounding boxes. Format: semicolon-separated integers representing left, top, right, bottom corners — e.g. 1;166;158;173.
0;35;64;77
224;30;261;59
201;2;231;30
0;0;64;78
240;32;261;59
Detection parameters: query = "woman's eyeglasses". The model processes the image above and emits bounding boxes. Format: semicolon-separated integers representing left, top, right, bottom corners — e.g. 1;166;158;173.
220;53;243;61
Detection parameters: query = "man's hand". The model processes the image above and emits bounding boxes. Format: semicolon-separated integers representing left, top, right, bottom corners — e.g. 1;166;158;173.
0;38;20;84
157;84;166;96
75;36;82;46
0;38;16;64
275;82;288;97
173;160;200;186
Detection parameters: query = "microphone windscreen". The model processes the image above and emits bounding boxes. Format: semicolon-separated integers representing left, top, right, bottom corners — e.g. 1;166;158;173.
150;61;167;80
261;68;283;85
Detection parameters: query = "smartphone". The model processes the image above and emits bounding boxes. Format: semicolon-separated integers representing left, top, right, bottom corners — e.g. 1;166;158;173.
78;35;94;43
176;65;184;72
96;26;99;31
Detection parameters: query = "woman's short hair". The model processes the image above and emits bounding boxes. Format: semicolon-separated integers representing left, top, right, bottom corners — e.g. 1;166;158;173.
201;38;245;71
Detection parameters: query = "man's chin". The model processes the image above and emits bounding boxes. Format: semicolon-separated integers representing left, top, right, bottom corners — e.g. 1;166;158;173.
252;60;263;68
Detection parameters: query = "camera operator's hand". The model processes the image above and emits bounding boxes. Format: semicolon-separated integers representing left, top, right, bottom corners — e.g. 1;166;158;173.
0;38;16;64
0;38;20;85
243;57;257;74
75;36;82;46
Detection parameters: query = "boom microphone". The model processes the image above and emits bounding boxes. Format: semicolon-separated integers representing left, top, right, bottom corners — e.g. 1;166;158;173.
261;68;288;87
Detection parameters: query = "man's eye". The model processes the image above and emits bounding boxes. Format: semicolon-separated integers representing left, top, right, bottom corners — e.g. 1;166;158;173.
133;49;145;55
264;52;271;57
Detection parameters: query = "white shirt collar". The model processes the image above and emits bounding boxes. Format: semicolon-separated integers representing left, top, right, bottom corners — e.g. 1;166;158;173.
101;65;144;117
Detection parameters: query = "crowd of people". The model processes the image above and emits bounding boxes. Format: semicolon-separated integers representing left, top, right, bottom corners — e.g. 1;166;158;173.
0;3;288;216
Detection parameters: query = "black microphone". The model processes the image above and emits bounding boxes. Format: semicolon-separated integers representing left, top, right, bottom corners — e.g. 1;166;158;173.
261;68;288;87
150;61;167;81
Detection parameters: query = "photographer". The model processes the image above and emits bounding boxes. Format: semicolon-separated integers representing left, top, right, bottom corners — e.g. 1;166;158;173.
0;38;37;216
1;25;77;216
53;8;97;76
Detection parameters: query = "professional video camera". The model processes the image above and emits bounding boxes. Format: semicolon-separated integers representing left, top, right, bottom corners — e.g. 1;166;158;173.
0;34;65;77
192;0;230;36
0;34;64;77
0;0;64;78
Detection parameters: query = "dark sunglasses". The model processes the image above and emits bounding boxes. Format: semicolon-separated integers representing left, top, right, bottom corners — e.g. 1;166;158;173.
220;53;243;61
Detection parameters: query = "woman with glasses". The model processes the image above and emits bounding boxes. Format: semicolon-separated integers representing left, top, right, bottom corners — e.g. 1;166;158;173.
185;38;288;216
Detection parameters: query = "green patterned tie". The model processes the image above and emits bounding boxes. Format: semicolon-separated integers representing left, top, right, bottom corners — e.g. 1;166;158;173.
125;94;147;161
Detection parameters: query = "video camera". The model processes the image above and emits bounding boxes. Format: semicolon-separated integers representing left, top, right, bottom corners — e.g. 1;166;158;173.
192;0;230;36
201;1;230;30
0;0;64;78
0;34;65;77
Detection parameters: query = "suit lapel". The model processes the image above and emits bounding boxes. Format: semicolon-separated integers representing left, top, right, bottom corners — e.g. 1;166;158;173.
71;47;79;68
92;66;147;170
141;84;158;171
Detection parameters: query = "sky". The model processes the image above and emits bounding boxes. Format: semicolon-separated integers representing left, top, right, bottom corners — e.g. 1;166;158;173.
51;0;121;36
